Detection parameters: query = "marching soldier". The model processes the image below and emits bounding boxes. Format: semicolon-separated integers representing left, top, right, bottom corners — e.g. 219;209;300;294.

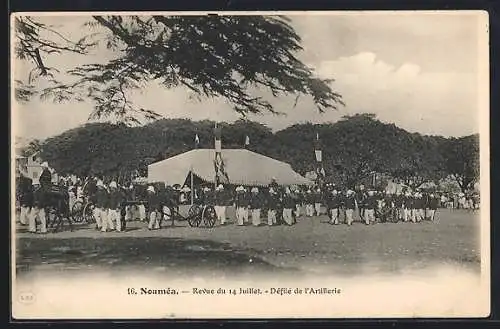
426;193;439;221
293;187;302;218
364;190;377;225
344;190;357;226
250;187;263;226
403;191;413;222
356;185;367;222
267;187;279;226
147;185;161;230
124;183;137;221
305;189;314;217
107;181;123;232
93;180;108;231
282;187;295;226
214;184;227;225
235;186;249;226
313;187;322;216
161;186;177;226
414;192;425;222
393;190;404;222
327;189;342;225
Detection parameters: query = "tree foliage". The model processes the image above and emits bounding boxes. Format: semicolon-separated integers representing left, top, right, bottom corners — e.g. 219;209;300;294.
35;114;479;191
14;15;343;124
442;135;480;193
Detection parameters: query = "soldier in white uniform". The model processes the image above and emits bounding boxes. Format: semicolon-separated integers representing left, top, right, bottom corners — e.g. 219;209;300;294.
267;187;279;226
147;185;161;230
214;184;227;225
235;186;249;226
107;181;123;232
305;189;314;217
250;187;262;226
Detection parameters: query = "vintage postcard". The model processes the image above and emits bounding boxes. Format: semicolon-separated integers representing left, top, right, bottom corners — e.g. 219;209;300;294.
11;11;490;319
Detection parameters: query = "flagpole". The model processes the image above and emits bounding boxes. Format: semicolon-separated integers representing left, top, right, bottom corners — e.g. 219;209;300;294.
191;133;199;205
214;122;218;190
190;168;194;205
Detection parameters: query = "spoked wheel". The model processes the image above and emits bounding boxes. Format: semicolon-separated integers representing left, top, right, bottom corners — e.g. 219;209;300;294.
46;206;64;232
202;205;217;228
187;204;202;227
71;201;84;223
83;203;95;224
45;206;58;229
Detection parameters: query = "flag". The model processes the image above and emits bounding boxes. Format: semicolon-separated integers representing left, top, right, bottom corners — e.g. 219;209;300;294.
214;152;230;185
314;132;322;162
194;134;200;148
245;135;250;148
213;123;229;185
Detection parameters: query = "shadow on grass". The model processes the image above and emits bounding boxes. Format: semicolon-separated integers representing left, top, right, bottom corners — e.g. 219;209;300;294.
16;237;300;277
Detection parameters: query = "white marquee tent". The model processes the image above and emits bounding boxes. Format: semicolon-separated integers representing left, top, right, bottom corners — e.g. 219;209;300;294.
147;148;313;187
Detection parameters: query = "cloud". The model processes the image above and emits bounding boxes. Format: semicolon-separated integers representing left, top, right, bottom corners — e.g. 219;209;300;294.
313;52;478;137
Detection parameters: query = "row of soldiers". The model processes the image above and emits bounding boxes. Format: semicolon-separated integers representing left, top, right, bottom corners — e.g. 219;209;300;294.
196;182;441;226
17;168;442;233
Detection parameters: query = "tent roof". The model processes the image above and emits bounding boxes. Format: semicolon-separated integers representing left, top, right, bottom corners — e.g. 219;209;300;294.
147;148;313;187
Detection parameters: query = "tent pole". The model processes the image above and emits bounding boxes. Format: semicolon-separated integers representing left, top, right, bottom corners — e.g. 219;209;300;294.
190;167;194;205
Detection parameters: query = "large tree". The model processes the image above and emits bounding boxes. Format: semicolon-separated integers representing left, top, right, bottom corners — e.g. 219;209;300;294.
442;135;480;194
14;15;343;124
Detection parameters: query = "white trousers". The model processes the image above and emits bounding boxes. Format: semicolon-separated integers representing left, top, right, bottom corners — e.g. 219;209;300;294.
364;209;375;224
148;210;161;230
305;204;314;217
329;208;339;224
162;206;172;222
251;209;261;226
282;208;293;225
403;208;411;222
29;207;47;233
214;205;226;224
93;207;102;228
267;209;276;225
108;209;120;231
295;205;301;217
345;209;354;225
414;209;424;222
138;204;146;221
20;206;31;225
315;203;322;216
236;207;248;226
100;208;114;232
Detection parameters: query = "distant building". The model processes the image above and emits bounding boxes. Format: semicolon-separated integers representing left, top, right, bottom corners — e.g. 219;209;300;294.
17;151;58;185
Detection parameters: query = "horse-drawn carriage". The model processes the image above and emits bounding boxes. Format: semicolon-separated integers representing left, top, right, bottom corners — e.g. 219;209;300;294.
36;184;73;232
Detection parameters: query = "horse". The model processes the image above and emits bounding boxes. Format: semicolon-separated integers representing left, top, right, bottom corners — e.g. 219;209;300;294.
34;185;73;232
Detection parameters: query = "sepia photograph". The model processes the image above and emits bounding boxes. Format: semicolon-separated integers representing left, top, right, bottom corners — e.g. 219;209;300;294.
11;11;489;319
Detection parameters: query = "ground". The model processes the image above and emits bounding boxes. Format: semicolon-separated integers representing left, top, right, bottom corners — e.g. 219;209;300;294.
15;208;480;280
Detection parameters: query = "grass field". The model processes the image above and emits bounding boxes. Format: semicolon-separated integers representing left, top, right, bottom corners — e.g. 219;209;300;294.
15;208;481;279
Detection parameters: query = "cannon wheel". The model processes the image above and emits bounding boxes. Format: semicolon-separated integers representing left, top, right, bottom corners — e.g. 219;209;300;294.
83;203;95;224
202;205;217;228
71;201;84;223
187;204;202;227
45;206;59;229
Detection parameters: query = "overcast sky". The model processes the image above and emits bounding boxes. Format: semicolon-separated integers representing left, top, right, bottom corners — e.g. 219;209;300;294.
12;11;486;141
